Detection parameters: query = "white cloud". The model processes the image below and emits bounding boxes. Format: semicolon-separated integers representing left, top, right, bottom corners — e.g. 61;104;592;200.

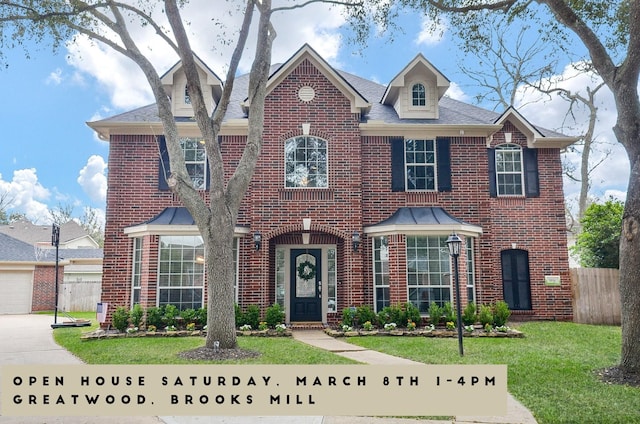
414;17;447;46
46;68;63;85
77;155;108;204
514;62;629;201
65;1;347;111
0;169;51;223
444;82;470;102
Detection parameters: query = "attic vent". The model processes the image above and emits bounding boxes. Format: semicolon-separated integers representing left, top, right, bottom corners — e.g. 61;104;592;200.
298;86;315;102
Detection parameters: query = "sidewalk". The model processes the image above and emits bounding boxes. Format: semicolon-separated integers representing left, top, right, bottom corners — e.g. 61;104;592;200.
291;331;538;424
0;315;537;424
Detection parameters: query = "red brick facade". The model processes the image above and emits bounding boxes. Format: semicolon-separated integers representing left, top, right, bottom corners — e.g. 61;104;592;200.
94;46;573;326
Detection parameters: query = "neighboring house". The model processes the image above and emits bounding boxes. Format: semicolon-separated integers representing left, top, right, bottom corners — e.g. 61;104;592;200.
89;44;576;325
0;222;103;314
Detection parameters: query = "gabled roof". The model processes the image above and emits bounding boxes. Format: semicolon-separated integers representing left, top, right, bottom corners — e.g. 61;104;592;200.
242;44;371;115
381;53;450;105
0;220;98;248
493;106;579;148
364;207;483;237
160;53;223;97
0;233;37;261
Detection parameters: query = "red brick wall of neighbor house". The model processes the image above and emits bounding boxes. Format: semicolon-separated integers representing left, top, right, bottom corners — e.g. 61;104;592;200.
32;265;63;311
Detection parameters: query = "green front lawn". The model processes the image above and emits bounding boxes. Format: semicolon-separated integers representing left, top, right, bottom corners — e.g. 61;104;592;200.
52;313;355;365
347;322;639;424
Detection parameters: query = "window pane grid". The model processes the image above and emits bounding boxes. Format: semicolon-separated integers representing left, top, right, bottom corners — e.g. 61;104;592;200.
285;136;328;188
405;139;436;191
327;248;337;312
406;236;451;314
373;237;390;312
158;235;205;310
412;83;426;106
496;144;524;196
180;137;206;190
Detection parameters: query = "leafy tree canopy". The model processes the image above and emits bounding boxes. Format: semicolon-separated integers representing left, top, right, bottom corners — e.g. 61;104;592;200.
573;199;624;268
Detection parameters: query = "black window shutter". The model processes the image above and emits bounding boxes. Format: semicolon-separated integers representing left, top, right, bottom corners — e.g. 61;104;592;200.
523;148;539;197
488;148;497;197
436;138;452;192
158;135;170;190
390;137;405;192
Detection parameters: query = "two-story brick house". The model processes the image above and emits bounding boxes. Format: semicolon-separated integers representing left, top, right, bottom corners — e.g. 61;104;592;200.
89;44;575;325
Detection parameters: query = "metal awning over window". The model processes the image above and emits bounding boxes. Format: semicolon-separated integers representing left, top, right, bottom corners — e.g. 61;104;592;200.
364;207;482;237
124;207;250;237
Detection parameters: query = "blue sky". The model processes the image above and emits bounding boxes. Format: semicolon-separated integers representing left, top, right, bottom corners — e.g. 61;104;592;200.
0;1;629;227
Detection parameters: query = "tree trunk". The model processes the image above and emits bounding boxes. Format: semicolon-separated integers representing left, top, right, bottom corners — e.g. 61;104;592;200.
619;153;640;373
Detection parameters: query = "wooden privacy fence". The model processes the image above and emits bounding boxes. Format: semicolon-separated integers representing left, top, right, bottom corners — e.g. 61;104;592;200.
59;281;102;312
571;268;621;325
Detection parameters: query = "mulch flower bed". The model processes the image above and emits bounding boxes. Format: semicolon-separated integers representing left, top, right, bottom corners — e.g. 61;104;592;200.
324;327;524;338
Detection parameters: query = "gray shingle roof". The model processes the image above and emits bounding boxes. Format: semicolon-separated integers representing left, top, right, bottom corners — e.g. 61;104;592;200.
0;220;94;246
0;233;37;261
92;52;564;136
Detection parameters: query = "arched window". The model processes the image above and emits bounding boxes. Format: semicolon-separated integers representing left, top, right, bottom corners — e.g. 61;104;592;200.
285;136;328;188
412;83;426;106
495;144;524;196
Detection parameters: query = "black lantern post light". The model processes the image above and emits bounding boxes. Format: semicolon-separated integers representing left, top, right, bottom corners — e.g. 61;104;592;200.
446;232;464;356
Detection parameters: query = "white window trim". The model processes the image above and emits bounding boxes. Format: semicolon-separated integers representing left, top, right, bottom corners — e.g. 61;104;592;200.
495;143;525;196
404;138;438;192
405;235;452;315
283;136;329;189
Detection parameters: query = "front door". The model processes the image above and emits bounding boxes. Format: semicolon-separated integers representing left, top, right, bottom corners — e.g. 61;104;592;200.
501;249;532;310
290;249;322;321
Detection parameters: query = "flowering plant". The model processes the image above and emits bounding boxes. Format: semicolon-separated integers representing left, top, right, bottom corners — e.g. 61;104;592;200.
275;323;286;333
425;324;435;331
494;325;510;333
147;325;156;332
258;321;268;331
341;324;353;332
165;325;176;332
446;321;455;331
362;321;374;331
406;320;416;331
464;325;475;333
384;322;397;331
239;324;252;331
186;323;196;331
484;323;493;332
126;327;138;334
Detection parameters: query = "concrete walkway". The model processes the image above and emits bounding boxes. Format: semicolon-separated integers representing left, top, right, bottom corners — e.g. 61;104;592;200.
0;315;537;424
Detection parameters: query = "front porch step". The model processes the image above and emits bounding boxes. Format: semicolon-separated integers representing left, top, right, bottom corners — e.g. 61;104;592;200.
289;322;326;330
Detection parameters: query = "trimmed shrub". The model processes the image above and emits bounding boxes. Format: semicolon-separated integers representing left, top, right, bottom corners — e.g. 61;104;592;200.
442;301;456;323
428;302;443;325
112;306;130;332
478;304;494;328
163;304;179;328
181;308;198;326
493;300;512;327
387;304;405;326
404;302;421;327
235;304;245;327
341;307;356;327
129;304;144;328
265;303;285;328
356;305;377;328
145;306;164;328
462;301;477;326
244;305;261;329
376;306;392;326
196;307;207;326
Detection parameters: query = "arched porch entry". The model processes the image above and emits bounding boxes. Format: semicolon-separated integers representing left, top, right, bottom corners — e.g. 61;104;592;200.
268;227;347;325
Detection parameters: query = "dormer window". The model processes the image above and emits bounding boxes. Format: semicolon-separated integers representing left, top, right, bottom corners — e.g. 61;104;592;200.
412;83;426;106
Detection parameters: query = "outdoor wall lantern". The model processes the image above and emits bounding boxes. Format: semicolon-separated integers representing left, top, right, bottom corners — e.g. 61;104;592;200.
254;232;262;251
446;232;464;356
352;231;361;252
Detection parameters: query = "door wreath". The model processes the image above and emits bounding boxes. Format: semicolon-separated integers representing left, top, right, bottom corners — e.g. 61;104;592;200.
297;260;316;281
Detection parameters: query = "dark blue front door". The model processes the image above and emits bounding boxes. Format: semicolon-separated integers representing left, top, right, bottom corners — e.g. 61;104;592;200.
290;249;322;321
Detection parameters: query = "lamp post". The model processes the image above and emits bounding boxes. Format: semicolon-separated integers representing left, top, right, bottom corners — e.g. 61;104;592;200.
446;232;464;356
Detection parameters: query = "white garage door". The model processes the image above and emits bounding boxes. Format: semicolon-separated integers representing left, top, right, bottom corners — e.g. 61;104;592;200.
0;271;33;314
